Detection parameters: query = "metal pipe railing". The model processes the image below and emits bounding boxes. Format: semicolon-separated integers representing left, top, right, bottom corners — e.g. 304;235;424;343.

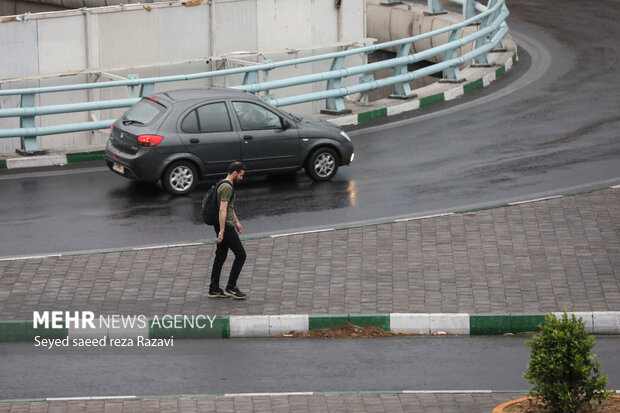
0;0;510;149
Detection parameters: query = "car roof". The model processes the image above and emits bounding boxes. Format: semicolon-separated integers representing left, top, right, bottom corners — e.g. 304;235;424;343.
152;88;252;103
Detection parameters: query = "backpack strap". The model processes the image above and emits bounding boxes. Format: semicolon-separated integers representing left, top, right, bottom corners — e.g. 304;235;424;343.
216;179;235;202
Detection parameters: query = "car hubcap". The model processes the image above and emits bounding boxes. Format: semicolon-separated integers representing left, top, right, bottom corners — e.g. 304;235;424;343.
170;166;194;191
314;153;335;178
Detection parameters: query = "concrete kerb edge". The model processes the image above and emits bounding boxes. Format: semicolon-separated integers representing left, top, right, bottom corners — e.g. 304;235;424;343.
0;50;517;169
0;390;539;404
1;150;105;170
2;312;620;342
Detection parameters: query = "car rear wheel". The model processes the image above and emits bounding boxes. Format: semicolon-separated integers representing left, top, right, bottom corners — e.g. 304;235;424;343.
162;161;197;195
305;147;339;181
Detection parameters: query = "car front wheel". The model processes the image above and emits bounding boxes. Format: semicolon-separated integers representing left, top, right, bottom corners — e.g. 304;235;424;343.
162;161;197;195
306;147;339;181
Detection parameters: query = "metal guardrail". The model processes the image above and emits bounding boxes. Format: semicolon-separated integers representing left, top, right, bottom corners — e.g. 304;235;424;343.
0;0;509;153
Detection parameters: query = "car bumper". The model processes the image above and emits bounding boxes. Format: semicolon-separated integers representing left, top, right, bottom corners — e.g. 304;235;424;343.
340;141;355;166
105;139;162;182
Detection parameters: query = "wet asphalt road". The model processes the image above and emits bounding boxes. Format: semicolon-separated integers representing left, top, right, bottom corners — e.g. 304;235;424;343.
1;0;620;258
1;336;619;399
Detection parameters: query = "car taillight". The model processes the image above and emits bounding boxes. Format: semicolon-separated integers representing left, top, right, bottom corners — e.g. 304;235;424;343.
137;135;164;147
110;124;114;132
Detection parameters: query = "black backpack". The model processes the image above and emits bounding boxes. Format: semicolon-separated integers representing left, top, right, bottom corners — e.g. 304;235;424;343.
201;179;234;225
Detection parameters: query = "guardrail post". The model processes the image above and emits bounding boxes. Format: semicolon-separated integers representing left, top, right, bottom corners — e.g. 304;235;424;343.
261;59;275;102
463;0;476;21
127;74;140;98
425;0;446;15
242;70;259;89
489;0;507;51
321;56;352;115
390;42;416;99
359;74;374;106
440;28;466;82
472;7;494;66
17;93;41;155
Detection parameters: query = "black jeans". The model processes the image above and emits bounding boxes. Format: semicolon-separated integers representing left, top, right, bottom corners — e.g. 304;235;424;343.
210;224;246;291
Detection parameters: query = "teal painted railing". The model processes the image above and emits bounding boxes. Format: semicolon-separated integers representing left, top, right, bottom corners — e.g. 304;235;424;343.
0;0;509;153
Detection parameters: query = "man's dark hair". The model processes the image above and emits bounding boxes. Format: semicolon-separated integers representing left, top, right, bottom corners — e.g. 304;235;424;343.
228;161;247;174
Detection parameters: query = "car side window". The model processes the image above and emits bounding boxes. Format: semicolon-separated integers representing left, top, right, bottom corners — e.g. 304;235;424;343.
232;101;282;130
197;102;232;133
181;111;199;133
181;102;232;133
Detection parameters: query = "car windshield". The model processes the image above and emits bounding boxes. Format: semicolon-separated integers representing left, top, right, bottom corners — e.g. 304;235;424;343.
123;98;165;125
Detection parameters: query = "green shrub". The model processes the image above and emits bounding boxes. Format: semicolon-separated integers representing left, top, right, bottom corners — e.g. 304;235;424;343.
524;311;615;412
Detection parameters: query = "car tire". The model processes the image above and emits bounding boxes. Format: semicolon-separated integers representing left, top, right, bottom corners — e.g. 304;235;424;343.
305;147;339;181
162;161;198;195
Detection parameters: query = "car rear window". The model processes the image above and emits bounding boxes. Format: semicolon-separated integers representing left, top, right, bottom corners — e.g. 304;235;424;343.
123;98;166;125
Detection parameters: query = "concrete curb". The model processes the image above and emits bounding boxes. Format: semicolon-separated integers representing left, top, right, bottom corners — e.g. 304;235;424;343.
0;52;517;171
2;312;619;342
0;150;105;170
0;390;536;404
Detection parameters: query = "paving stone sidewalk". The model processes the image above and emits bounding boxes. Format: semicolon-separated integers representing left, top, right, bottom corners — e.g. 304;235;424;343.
0;392;524;413
0;189;619;320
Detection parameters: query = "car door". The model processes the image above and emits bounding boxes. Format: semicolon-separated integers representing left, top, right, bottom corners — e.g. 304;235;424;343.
231;101;300;172
177;101;241;176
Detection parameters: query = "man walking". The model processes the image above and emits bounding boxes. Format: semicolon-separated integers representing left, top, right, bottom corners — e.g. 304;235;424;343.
208;161;247;300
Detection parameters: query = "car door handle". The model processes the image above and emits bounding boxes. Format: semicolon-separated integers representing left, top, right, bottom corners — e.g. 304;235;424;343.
243;135;253;141
189;138;200;144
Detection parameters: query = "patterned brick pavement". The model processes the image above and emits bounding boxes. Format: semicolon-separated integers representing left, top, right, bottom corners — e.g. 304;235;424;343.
1;189;619;320
0;392;524;413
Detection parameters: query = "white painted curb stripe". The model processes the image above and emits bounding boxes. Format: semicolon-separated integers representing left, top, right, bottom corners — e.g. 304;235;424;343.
395;213;454;223
224;392;314;397
46;396;136;401
134;242;203;251
482;71;496;87
330;114;358;126
6;154;67;169
443;85;464;101
271;228;335;238
508;195;563;205
402;390;493;394
229;315;270;337
269;314;309;336
0;254;61;262
387;99;421;116
229;315;310;337
430;313;470;335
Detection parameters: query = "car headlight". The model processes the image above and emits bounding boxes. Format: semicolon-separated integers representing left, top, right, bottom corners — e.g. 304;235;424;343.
340;131;351;142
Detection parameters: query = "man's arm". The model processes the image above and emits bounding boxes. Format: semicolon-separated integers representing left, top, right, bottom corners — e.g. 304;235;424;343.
234;211;243;234
216;200;228;244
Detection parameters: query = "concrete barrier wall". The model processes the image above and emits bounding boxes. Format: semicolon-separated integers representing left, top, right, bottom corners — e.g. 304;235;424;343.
366;0;477;62
0;0;365;152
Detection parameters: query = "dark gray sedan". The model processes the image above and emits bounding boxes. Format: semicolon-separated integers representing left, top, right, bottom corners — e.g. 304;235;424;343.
105;88;354;195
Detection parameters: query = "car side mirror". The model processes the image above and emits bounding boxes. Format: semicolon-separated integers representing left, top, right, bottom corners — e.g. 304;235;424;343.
281;118;291;130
